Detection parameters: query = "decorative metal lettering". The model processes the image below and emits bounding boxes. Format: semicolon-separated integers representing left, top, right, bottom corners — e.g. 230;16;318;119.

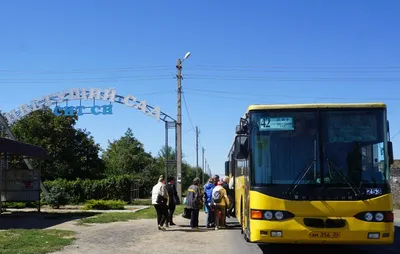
3;88;166;124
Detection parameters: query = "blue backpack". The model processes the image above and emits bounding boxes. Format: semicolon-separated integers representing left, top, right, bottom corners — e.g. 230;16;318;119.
205;184;214;202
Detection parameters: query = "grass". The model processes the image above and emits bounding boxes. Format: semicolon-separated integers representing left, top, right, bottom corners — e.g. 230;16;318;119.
77;205;185;224
82;200;127;210
130;199;152;206
0;229;75;254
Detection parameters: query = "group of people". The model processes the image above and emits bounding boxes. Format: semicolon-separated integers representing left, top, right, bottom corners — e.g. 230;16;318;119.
202;174;234;230
151;175;180;231
151;174;234;231
184;174;234;230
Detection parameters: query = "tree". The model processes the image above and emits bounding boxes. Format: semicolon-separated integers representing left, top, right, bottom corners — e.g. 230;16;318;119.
157;145;176;161
102;128;154;176
10;109;105;180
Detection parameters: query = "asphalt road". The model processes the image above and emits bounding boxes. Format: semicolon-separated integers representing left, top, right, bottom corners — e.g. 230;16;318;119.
224;219;400;254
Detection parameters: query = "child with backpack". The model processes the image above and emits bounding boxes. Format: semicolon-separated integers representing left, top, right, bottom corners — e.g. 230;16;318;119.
211;180;230;230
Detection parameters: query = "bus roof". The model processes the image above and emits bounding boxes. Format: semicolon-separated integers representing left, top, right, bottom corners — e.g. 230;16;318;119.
246;102;386;112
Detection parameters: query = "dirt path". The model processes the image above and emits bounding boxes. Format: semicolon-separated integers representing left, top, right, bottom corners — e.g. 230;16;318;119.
50;210;234;254
49;209;400;254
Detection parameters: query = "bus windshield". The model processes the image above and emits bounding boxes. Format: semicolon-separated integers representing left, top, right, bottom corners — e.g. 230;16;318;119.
250;109;388;187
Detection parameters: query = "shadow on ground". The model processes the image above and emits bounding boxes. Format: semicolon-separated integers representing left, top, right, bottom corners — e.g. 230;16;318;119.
173;221;241;232
0;211;100;230
257;226;400;254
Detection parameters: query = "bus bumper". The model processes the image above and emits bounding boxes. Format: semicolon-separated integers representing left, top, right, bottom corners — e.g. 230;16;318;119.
249;218;395;245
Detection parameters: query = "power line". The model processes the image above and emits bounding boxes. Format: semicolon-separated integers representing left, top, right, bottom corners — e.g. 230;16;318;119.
0;66;171;74
0;75;173;83
391;129;400;140
182;90;195;132
189;67;400;74
184;87;400;101
184;75;400;82
3;64;400;75
184;91;245;101
181;89;210;173
193;64;400;69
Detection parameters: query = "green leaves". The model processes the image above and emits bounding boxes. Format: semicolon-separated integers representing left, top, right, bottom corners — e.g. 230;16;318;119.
10;109;104;180
102;128;154;175
5;109;211;201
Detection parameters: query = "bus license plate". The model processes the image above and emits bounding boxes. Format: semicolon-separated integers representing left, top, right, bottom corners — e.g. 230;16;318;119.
309;232;341;238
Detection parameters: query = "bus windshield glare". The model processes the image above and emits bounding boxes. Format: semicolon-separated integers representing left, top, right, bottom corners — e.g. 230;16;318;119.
250;109;388;187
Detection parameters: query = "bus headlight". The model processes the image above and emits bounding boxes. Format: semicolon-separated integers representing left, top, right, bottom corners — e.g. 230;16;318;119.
264;211;273;220
364;212;373;221
354;211;393;222
274;211;284;220
251;210;295;221
375;212;384;222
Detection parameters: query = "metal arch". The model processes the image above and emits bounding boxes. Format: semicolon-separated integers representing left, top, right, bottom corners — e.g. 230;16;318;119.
7;91;176;124
112;94;176;123
1;89;179;201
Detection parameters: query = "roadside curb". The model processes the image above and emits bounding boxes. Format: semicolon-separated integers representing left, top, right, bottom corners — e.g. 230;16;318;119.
3;205;150;214
132;205;150;213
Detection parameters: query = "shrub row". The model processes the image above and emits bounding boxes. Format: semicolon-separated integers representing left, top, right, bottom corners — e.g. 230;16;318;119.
43;174;141;206
83;199;127;210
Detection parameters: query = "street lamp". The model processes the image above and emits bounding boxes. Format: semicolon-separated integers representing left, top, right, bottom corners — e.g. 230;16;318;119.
176;51;191;201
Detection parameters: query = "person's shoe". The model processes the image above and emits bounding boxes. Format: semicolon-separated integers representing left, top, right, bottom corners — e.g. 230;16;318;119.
158;225;166;231
170;222;176;226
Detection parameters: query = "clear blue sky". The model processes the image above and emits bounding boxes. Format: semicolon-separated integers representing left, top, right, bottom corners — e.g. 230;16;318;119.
1;1;400;177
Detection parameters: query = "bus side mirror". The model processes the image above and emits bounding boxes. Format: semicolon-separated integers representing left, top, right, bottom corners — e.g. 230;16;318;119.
236;124;247;135
388;141;394;165
225;161;229;176
234;134;249;160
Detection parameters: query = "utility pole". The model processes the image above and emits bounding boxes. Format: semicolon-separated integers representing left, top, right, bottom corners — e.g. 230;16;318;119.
196;126;199;178
204;158;207;186
176;52;191;202
202;147;205;185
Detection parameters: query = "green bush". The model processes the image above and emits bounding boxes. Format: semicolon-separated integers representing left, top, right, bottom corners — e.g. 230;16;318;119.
83;200;127;210
43;175;140;205
46;184;70;208
2;202;26;209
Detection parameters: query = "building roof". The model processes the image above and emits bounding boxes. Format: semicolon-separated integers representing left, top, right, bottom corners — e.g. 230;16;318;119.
246;102;386;112
0;138;50;160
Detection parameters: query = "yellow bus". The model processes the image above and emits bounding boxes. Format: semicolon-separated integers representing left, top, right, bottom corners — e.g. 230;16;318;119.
225;103;395;244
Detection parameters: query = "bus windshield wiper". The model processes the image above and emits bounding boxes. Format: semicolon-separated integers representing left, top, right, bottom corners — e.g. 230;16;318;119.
326;159;361;197
284;159;316;196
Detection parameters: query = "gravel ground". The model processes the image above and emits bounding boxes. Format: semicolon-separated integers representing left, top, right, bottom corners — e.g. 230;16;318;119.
49;210;400;254
49;209;233;254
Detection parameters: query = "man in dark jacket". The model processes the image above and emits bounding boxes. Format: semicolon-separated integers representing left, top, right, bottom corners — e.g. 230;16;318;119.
186;177;201;229
166;177;179;226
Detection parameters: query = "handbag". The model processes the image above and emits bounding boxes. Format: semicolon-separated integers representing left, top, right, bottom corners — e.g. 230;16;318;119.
182;207;191;219
156;194;165;204
173;195;181;205
156;186;166;204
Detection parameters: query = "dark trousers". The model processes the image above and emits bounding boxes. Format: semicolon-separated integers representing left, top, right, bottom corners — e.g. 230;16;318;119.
168;204;176;223
189;208;199;228
205;203;215;227
154;204;168;226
